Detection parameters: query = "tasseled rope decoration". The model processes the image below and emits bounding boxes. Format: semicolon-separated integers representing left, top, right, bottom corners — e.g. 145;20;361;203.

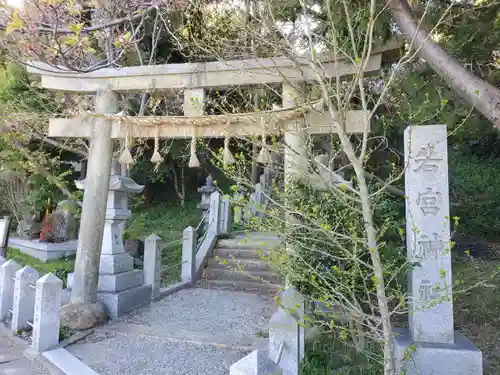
188;128;201;168
151;125;164;171
257;116;271;164
119;120;134;167
223;130;235;169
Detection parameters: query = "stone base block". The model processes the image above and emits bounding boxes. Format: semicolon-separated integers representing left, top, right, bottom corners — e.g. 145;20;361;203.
98;284;152;318
393;328;483;375
99;253;134;275
8;237;77;262
230;349;282;375
68;270;143;293
97;270;143;292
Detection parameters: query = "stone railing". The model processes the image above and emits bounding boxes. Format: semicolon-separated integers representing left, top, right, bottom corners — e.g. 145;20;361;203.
233;173;273;226
0;257;63;353
143;191;231;299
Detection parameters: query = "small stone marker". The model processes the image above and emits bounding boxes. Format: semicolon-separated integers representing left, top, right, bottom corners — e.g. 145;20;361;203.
11;266;39;333
394;125;483;375
0;260;22;321
181;227;196;284
32;273;63;353
269;288;305;375
143;234;162;298
230;349;282;375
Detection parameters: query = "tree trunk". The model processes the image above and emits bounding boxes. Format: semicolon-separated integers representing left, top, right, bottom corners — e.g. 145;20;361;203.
387;0;500;128
71;89;116;305
170;159;186;207
251;143;259;184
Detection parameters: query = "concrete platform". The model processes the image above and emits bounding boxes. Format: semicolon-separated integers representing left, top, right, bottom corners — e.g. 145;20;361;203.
8;238;77;262
67;288;277;375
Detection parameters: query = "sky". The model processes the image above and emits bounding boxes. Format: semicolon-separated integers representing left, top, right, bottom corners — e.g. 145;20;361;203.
5;0;22;8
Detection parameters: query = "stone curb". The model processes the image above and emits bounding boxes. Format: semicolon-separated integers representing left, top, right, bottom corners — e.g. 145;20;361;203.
43;348;99;375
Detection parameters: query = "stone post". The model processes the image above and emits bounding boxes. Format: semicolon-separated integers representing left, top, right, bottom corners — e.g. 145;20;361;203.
219;195;232;235
233;189;244;224
32;273;63;353
393;125;482;375
209;191;221;236
250;183;263;217
0;260;22;321
198;175;217;232
269;288;305;375
181;227;196;284
144;234;162;298
11;266;39;333
0;216;11;257
70;89;117;307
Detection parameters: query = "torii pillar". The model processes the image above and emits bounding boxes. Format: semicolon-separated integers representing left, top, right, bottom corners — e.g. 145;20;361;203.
61;89;117;328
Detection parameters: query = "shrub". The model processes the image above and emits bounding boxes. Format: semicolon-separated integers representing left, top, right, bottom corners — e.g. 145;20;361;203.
449;152;500;240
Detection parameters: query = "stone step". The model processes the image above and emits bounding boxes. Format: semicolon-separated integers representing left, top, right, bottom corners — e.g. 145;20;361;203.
213;248;265;260
230;232;280;242
208;258;271;272
198;279;282;295
205;268;282;284
217;238;280;250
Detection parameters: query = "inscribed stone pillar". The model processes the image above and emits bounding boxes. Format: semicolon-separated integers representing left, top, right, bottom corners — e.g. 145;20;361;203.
393;125;483;375
405;125;453;344
71;89;117;306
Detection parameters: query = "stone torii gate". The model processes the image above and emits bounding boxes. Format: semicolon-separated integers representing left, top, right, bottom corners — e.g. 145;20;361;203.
27;44;398;323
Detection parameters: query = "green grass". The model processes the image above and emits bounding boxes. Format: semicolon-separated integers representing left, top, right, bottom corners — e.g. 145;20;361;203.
125;200;201;286
454;256;500;375
125;200;200;242
5;247;75;287
300;336;382;375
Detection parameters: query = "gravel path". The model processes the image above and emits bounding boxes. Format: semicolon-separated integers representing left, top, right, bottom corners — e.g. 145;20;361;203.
67;288;277;375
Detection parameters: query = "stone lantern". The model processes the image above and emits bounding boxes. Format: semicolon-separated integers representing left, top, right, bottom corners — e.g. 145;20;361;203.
70;159;151;317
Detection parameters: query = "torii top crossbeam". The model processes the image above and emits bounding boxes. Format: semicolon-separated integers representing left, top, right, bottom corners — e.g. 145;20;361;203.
26;42;400;93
